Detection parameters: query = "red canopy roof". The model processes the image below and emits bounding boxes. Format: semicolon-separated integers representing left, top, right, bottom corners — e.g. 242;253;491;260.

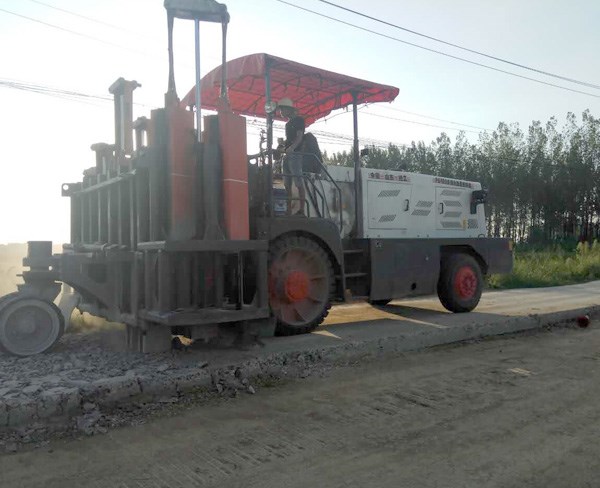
181;53;399;126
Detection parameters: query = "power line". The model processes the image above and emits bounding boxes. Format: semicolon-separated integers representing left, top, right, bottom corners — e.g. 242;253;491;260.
25;0;151;39
370;105;493;132
360;111;483;134
2;78;486;149
248;119;353;147
0;7;209;70
0;79;111;108
313;104;493;133
370;106;494;132
311;104;368;125
0;78;153;108
19;1;222;64
317;0;600;91
248;119;408;149
0;7;154;57
274;0;600;100
0;83;369;148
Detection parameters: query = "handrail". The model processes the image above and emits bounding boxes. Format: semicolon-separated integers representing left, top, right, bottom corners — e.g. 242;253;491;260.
247;148;277;164
311;154;343;232
253;150;344;232
277;171;324;218
278;152;343;232
278;171;325;219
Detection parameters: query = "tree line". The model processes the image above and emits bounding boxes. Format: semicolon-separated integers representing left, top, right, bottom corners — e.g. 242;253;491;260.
325;110;600;244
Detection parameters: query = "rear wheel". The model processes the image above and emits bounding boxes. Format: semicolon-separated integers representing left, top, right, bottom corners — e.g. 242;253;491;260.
0;294;65;356
437;254;483;313
269;236;334;335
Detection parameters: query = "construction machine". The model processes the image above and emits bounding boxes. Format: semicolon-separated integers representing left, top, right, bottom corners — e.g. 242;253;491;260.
0;0;512;356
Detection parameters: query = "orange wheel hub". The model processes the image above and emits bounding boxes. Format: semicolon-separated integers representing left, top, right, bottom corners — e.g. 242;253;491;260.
284;270;310;303
454;266;477;299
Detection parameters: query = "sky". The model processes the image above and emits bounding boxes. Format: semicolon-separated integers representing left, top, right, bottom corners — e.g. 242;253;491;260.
1;0;599;244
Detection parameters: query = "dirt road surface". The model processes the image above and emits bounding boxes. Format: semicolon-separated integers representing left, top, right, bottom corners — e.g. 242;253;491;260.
2;322;600;488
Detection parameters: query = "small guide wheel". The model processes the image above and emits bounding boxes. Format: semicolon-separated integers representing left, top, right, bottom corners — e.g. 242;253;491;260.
0;295;65;356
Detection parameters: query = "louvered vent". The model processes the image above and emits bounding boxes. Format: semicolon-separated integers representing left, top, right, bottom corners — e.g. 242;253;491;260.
379;214;396;223
441;221;462;228
444;200;462;207
440;189;461;197
378;190;401;198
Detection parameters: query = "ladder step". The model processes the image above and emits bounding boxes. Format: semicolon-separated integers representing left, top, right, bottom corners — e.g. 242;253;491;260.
343;249;364;255
344;272;367;279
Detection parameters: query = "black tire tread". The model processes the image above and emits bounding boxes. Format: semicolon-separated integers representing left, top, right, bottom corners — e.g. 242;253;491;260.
437;253;483;313
0;293;65;355
269;235;335;336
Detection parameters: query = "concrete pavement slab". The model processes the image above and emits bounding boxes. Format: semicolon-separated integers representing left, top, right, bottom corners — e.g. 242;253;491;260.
0;281;598;431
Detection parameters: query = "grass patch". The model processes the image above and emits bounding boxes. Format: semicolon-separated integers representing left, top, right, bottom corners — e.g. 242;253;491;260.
488;241;600;289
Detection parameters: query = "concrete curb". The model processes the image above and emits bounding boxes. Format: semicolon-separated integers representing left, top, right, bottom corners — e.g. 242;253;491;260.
1;305;598;432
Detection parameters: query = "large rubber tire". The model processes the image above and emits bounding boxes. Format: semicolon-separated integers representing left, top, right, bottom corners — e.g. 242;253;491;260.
269;236;335;336
437;253;483;313
0;293;65;356
369;299;391;306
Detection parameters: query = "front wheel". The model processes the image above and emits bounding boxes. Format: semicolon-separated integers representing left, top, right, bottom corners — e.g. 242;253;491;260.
268;236;334;336
437;254;483;313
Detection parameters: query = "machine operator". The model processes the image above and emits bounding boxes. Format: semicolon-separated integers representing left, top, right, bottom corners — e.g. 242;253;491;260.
278;98;307;216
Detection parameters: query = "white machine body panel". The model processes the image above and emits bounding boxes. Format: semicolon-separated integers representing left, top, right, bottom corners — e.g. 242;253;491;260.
319;165;487;239
366;180;412;232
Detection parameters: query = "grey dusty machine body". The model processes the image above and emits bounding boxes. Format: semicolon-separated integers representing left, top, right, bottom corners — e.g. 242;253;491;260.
0;0;512;356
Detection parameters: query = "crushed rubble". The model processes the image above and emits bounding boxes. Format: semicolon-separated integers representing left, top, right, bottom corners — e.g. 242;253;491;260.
1;304;596;452
0;322;326;444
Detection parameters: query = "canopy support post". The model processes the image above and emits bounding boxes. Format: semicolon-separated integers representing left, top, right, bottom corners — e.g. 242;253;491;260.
265;59;273;218
165;11;177;106
352;92;363;238
194;19;202;140
220;20;228;102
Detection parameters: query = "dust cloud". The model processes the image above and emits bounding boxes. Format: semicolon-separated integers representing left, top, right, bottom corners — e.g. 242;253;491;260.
0;243;65;294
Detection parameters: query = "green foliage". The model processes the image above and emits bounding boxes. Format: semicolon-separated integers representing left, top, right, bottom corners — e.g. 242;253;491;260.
514;237;579;253
488;241;600;288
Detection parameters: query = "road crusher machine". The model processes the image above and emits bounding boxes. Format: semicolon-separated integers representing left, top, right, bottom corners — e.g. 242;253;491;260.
0;0;513;356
